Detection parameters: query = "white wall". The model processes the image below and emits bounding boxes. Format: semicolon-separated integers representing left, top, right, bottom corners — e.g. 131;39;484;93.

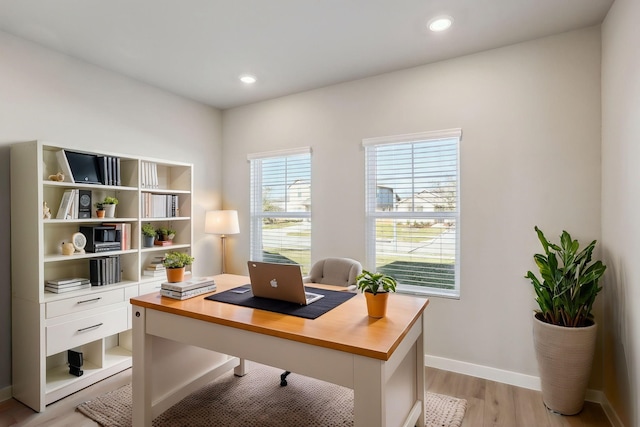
602;0;640;424
0;31;223;391
222;27;603;385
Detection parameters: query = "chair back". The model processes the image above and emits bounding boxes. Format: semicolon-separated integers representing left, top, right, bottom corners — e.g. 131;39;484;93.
306;257;363;287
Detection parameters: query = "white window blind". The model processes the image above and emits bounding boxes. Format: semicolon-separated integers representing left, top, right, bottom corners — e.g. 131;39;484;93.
363;129;461;297
249;148;312;273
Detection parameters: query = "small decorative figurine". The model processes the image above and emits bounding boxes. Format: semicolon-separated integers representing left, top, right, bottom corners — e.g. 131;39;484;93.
43;201;52;219
48;172;65;182
61;242;75;256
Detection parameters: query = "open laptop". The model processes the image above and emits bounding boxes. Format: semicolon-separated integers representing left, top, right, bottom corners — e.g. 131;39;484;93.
247;261;324;305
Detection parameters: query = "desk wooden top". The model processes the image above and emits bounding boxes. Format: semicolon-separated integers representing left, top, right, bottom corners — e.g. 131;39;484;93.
130;274;429;361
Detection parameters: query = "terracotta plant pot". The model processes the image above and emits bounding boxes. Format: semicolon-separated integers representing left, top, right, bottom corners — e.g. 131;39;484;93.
364;291;389;318
165;267;185;283
532;313;598;415
96;209;105;218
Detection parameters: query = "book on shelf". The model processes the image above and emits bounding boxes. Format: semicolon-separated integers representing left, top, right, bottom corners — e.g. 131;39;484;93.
56;189;74;219
46;279;90;289
46;277;90;286
143;269;166;277
161;276;216;292
160;283;217;300
45;283;91;293
89;255;121;286
102;222;131;250
96;155;122;186
146;263;166;270
140;193;179;218
141;161;159;189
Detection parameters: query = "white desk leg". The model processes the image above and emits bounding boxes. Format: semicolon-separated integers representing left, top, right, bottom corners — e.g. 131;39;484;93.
354;356;385;427
234;358;247;377
415;317;425;427
132;307;152;427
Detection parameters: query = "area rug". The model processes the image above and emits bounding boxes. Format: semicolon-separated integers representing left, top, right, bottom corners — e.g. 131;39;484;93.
78;364;467;427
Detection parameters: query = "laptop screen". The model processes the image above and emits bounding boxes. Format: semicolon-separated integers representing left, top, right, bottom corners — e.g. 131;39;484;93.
247;261;323;305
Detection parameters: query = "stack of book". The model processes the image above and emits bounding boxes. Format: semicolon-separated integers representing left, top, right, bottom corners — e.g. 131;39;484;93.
89;255;121;286
143;256;166;278
46;278;91;293
160;276;217;300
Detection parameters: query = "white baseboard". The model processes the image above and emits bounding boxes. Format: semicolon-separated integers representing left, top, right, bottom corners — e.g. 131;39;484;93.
591;391;626;427
425;354;541;390
0;385;12;403
424;355;624;427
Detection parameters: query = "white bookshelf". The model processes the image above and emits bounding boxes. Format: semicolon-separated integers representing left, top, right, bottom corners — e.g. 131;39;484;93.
10;140;193;412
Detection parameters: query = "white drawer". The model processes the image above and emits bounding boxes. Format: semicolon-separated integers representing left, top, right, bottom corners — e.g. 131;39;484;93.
46;288;125;319
46;306;128;356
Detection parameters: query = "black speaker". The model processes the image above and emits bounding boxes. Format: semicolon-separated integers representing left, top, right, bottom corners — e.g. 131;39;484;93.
78;190;92;219
68;350;84;377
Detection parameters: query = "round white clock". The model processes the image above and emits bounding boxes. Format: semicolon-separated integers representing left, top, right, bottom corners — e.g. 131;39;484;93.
72;232;87;253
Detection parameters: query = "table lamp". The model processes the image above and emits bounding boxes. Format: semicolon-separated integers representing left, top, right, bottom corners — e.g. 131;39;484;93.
205;210;240;274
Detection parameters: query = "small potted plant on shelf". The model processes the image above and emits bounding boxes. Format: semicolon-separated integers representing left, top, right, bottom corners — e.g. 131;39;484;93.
94;202;105;218
355;270;397;318
141;223;156;248
102;196;118;218
156;226;176;243
524;226;606;415
162;251;194;283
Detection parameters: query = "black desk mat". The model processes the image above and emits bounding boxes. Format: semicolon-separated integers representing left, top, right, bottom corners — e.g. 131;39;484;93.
205;285;356;319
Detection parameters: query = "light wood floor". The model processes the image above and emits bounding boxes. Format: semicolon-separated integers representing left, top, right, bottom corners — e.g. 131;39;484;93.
426;367;612;427
0;367;612;426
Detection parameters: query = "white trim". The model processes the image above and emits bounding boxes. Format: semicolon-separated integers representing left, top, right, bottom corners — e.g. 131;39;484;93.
362;128;462;147
247;146;311;161
598;393;626;427
424;355;625;427
425;354;541;390
0;385;12;403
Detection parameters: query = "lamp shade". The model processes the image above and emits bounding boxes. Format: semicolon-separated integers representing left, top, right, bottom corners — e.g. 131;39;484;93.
205;210;240;235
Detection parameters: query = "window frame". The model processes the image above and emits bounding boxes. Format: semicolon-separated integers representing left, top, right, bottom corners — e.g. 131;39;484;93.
363;129;461;298
248;147;312;273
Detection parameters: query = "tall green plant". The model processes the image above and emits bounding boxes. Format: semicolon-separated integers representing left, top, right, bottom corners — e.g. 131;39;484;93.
524;226;606;327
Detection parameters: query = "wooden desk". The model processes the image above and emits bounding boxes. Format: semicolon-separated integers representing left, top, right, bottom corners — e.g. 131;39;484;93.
130;274;429;427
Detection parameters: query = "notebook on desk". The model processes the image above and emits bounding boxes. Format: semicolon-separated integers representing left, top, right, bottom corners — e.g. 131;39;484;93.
247;261;324;305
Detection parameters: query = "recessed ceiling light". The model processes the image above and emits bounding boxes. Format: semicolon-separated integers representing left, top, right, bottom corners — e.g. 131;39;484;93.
428;16;453;32
240;74;257;84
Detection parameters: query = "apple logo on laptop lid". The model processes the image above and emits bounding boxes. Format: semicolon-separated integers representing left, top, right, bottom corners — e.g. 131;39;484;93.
270;279;278;288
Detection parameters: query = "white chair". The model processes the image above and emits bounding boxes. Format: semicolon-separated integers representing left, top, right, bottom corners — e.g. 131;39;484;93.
304;257;363;289
280;257;363;386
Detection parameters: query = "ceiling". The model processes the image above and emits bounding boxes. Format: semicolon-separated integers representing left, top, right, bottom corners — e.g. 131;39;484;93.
0;0;613;110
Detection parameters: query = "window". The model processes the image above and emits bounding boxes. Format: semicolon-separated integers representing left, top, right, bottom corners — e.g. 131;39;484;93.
363;129;461;297
248;148;312;273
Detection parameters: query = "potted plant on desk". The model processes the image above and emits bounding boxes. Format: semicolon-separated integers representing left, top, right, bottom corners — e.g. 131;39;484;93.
524;226;606;415
162;251;194;283
356;270;397;318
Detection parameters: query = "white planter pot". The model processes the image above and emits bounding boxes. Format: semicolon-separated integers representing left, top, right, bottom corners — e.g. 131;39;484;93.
532;313;597;415
104;204;116;218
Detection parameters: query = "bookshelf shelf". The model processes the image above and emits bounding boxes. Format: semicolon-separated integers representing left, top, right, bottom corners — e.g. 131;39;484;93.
11;140;193;412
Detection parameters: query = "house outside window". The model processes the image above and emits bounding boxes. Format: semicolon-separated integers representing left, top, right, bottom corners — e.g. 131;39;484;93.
363;129;461;297
248;148;312;273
